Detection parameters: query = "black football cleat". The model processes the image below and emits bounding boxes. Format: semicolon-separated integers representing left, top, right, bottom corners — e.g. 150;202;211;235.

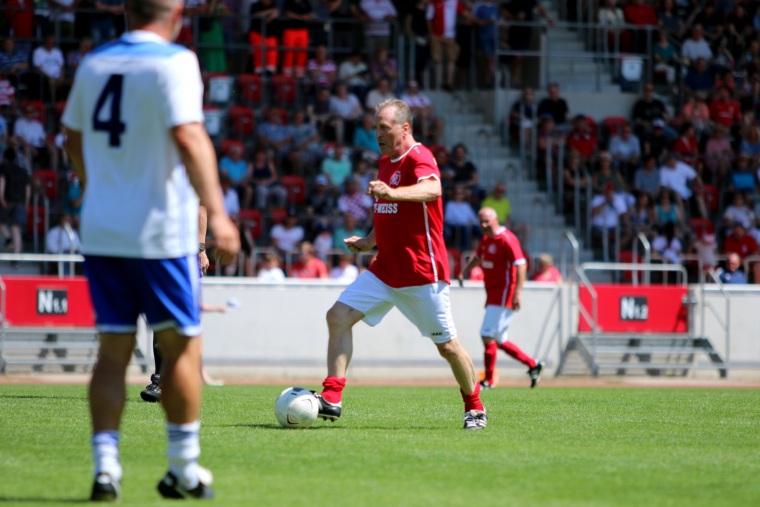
528;361;544;388
90;473;121;502
312;392;342;421
157;467;214;500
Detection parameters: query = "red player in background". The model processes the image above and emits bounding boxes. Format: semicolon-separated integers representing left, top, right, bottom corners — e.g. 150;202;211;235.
460;207;544;388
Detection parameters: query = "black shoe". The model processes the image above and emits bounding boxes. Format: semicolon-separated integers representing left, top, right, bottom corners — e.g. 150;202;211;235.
528;361;544;388
90;473;121;502
479;380;495;390
140;377;161;403
157;468;214;500
312;392;342;421
462;410;488;430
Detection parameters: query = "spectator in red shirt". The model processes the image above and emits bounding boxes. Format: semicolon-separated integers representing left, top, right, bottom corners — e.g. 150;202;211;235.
290;241;328;279
566;114;597;164
624;0;658;53
672;122;699;166
710;86;742;128
722;221;760;282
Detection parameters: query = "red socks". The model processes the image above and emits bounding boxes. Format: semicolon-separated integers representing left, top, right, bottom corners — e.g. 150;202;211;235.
320;376;346;404
483;340;498;383
499;341;536;369
460;381;484;412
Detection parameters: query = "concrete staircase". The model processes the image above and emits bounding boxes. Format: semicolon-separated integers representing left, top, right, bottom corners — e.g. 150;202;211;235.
427;90;596;266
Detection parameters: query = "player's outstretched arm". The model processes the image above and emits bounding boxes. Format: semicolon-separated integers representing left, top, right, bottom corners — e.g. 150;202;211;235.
344;229;376;253
367;177;441;202
173;122;240;263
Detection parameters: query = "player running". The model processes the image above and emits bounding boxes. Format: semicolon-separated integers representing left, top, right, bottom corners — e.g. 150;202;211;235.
459;207;543;389
314;98;487;430
62;0;240;501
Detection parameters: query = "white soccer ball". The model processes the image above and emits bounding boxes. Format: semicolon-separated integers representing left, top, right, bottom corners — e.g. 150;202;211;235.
274;387;319;428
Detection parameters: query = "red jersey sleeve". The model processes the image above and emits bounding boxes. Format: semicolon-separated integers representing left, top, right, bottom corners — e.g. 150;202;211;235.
504;230;526;264
412;147;440;182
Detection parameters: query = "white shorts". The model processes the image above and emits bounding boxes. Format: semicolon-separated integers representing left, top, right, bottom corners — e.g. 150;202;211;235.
479;305;515;343
337;271;457;344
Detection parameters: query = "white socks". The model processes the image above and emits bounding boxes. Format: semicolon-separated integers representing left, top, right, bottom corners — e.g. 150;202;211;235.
93;422;202;490
92;431;122;481
167;421;201;489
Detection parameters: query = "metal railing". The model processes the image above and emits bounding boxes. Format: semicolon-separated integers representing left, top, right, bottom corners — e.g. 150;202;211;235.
702;268;731;366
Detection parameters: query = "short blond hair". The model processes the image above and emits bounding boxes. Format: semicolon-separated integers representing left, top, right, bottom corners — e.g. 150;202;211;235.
376;99;413;131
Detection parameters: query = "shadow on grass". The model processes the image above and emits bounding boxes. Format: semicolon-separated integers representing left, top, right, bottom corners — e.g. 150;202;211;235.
219;423;443;430
221;423;344;430
0;497;86;504
0;395;85;400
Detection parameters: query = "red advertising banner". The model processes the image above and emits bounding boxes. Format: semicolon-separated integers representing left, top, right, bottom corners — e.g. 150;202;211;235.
1;276;95;327
578;284;688;333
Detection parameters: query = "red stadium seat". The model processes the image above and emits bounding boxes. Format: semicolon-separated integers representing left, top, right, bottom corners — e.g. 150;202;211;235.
238;73;263;105
228;105;255;137
33;169;58;200
279;175;306;206
269;207;288;225
220;139;245;158
272;74;296;105
603;116;628;138
239;209;262;239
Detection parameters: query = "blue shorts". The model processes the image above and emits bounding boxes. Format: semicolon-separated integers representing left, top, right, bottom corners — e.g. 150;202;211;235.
84;255;202;336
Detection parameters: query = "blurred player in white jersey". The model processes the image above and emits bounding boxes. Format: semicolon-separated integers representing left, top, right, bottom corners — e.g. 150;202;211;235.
460;207;543;389
314;98;487;430
62;0;240;501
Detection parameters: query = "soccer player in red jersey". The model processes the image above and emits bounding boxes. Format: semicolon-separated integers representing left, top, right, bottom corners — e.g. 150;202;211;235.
315;98;487;430
460;207;544;389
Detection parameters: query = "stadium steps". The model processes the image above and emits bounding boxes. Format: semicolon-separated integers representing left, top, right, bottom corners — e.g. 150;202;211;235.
427;90;597;265
541;1;620;93
556;334;728;377
0;329;150;373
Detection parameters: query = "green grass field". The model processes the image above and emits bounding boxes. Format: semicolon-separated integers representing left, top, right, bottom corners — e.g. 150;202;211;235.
0;384;758;506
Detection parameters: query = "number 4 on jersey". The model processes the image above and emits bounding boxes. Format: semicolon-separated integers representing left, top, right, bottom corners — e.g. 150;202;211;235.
92;74;126;147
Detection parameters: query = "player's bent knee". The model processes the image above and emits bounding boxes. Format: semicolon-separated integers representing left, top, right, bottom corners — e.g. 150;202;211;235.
326;302;360;330
435;338;460;359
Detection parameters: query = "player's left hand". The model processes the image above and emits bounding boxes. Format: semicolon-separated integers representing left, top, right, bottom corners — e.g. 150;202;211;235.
199;250;209;275
367;180;393;199
513;292;522;311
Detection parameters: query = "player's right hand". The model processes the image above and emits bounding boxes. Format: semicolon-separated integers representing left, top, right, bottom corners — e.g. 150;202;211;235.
209;214;241;265
344;236;372;253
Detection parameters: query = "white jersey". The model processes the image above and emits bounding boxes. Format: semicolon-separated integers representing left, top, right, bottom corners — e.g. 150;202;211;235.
62;30;204;259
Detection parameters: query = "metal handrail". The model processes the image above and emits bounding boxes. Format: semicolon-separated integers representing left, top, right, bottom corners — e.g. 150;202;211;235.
704;268;731;368
580;262;688;286
631;232;652;286
560;231;579;280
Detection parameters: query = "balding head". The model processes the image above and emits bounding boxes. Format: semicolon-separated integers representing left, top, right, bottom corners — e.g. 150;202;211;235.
478;207;500;236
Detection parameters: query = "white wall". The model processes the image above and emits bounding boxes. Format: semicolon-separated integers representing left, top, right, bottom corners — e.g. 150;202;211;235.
199;280;566;381
196;279;760;381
